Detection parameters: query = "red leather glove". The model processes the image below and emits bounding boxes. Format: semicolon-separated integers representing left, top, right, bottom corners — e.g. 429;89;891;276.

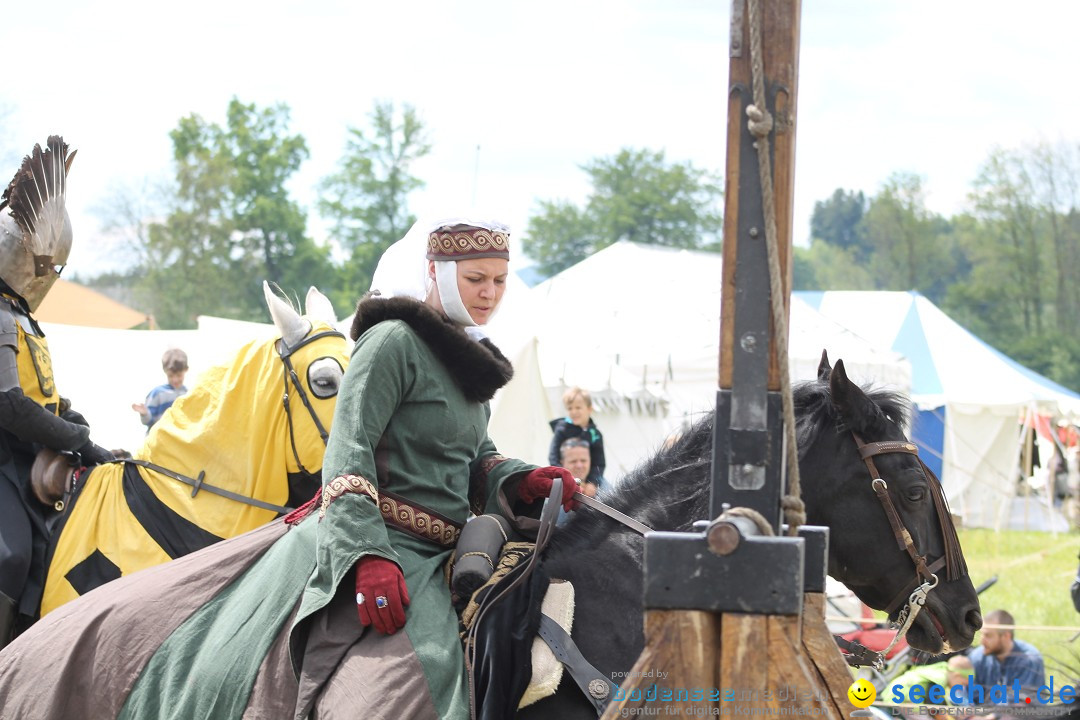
355;555;410;635
518;466;579;512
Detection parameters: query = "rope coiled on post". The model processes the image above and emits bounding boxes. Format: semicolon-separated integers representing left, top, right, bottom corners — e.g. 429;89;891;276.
745;0;805;535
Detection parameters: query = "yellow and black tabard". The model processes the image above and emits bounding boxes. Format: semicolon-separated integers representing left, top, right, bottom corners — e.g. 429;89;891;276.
1;292;58;414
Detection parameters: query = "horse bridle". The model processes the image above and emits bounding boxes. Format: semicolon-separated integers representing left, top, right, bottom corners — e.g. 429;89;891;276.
848;431;967;667
278;328;345;477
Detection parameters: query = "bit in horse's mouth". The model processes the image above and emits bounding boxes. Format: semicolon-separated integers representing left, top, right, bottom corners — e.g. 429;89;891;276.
920;606;955;652
927;607;946;640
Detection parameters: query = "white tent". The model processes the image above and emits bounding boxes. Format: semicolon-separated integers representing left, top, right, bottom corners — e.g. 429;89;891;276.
797;290;1080;531
43;316;284;454
492;242;912;481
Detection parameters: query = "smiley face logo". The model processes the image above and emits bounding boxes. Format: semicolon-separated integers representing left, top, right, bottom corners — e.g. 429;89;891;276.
847;678;876;708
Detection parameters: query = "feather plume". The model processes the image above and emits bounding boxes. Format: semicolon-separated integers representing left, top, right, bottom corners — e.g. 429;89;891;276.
2;135;73;257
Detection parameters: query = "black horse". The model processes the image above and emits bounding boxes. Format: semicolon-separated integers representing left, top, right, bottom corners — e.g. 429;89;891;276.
519;355;983;718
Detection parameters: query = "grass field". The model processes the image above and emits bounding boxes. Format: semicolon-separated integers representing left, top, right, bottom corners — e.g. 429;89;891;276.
955;528;1080;680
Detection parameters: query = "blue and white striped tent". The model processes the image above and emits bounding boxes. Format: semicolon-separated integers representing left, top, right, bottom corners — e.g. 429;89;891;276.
797;290;1080;531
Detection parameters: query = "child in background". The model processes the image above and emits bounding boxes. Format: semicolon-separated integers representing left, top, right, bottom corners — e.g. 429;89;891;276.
132;348;189;431
549;386;605;489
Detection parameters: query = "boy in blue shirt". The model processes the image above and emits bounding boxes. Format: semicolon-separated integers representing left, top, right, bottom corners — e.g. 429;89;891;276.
132;348;188;430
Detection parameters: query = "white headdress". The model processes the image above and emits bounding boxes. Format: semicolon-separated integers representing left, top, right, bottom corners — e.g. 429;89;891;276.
369;215;511;330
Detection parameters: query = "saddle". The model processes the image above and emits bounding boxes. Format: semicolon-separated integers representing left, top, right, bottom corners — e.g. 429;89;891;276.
455;496;612;718
30;447;77;510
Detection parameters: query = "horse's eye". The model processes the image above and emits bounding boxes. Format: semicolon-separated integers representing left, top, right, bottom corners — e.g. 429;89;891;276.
905;486;927;502
307;357;344;399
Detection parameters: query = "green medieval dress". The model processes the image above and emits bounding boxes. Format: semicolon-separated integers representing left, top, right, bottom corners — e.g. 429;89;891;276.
0;297;540;720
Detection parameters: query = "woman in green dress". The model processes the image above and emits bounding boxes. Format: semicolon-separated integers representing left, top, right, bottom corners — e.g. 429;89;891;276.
0;217;579;720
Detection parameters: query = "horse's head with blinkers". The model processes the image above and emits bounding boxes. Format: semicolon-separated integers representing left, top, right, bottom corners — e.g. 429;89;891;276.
798;351;982;655
264;282;349;496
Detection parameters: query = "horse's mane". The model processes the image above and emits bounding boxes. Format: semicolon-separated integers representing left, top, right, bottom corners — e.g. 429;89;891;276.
547;377;911;553
792;378;911;461
548;413;716;550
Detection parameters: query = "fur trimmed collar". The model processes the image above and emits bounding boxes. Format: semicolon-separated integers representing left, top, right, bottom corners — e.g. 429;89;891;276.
350;296;513;403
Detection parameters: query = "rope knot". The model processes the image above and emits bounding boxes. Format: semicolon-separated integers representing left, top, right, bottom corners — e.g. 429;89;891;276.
781;495;806;535
746;104;774;139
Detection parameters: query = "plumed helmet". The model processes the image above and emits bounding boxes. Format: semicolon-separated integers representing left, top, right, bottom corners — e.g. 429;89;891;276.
0;136;76;311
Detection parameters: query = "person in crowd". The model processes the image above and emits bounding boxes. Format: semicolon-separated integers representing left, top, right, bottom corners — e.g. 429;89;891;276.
0;137;113;650
131;348;189;430
548;386;605;487
968;609;1045;694
0;216;578;720
559;437;596;497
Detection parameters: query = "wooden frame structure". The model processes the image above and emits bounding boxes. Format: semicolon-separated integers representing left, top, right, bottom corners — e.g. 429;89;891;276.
600;1;857;717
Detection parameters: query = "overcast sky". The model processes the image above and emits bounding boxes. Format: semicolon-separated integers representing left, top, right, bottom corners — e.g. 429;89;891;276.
4;0;1080;278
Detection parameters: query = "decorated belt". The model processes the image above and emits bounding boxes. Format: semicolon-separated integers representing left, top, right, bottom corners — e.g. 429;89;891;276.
321;474;462;548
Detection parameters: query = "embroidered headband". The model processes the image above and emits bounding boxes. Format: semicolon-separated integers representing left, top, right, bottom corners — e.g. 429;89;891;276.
426;224;510;262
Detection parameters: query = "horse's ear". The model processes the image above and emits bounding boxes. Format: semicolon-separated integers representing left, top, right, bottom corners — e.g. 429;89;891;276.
304;286;337;327
829;359;876;432
817;349;832;382
264;281;311;348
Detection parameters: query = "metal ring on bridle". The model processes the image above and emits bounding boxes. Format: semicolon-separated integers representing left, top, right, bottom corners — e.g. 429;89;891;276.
879;573;940;661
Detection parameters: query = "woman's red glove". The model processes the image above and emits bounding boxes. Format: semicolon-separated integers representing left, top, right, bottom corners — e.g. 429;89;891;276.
518;466;579;512
355;555;410;635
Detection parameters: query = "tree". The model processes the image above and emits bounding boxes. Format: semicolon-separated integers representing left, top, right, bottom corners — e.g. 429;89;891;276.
793;241;874;290
524;148;723;277
858;172;959;303
223;98;319;311
809;188;868;258
944;143;1080;390
83;176;173;311
318;101;431;304
964;148;1046;336
136;98;330;327
1029;142;1080;336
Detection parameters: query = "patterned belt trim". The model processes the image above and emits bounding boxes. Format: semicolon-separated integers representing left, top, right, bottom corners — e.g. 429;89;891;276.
380;489;462;548
319;475;462;548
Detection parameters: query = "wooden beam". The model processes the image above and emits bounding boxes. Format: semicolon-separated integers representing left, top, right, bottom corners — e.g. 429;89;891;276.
719;0;801;391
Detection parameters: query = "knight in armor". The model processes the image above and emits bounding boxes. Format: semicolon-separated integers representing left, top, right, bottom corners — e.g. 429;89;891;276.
0;136;114;649
0;215;578;720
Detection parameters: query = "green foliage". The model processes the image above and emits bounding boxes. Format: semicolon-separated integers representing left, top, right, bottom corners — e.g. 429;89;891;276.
810;188;868;258
860;173;960;303
524;148;723;277
138;97;334;328
941;143;1080;390
793;241;875;290
318;101;430;301
806;176;960;305
805;151;1080;391
1006;334;1080;392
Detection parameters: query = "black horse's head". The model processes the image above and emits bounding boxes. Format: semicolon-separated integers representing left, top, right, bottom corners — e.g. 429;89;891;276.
797;352;982;654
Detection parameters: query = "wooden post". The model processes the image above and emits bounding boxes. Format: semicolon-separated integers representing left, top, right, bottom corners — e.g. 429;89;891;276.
719;0;799;392
602;1;857;717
